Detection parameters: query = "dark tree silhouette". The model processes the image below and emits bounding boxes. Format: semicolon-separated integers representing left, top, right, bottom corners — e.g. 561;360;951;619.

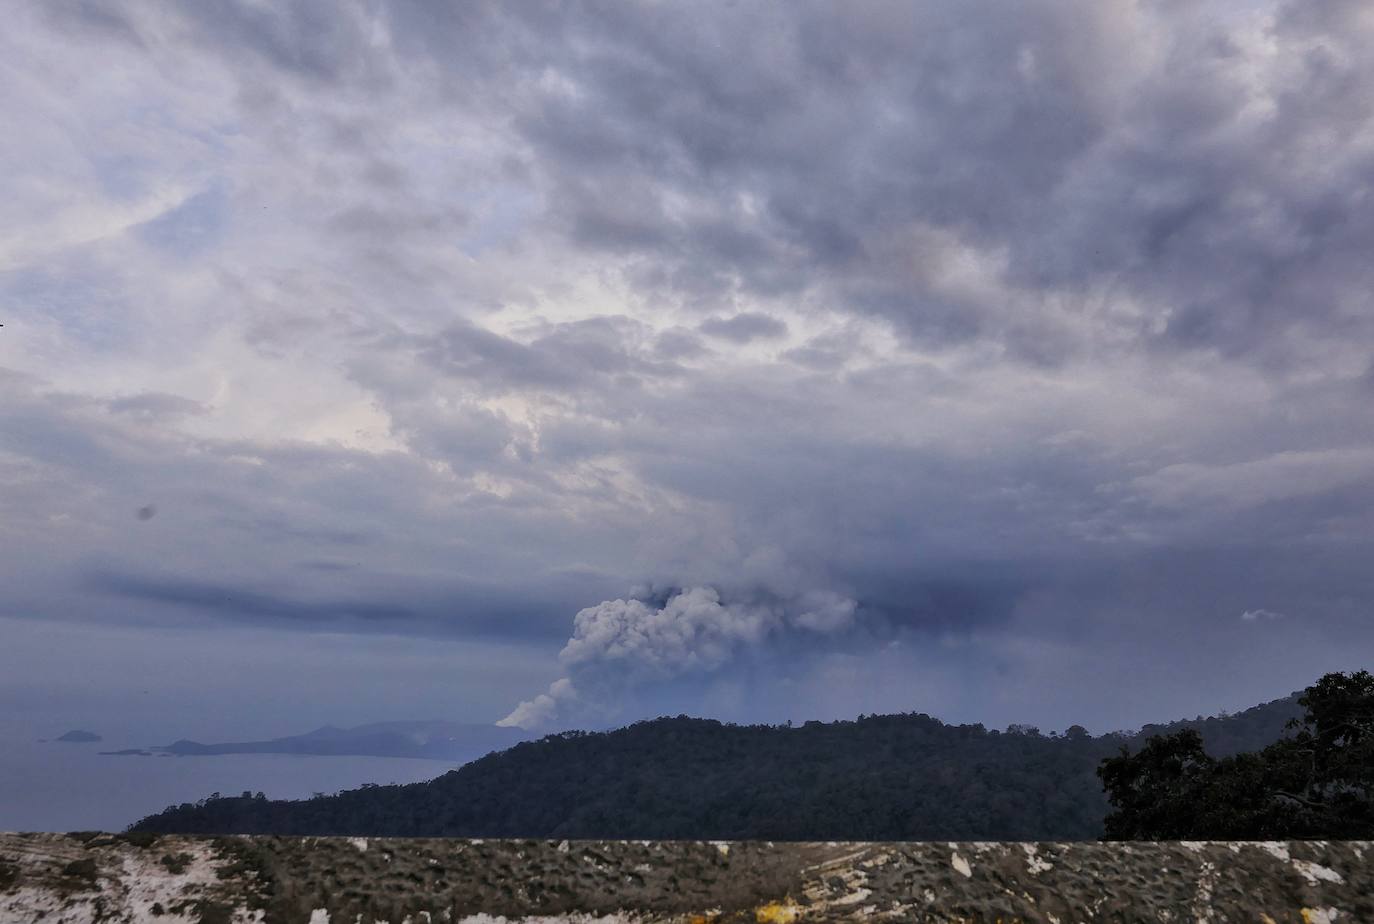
1099;670;1374;839
132;692;1302;841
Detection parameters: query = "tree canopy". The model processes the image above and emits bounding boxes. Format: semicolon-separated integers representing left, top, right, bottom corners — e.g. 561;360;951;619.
132;691;1301;841
1099;670;1374;839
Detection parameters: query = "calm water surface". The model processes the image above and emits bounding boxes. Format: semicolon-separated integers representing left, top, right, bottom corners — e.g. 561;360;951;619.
0;737;451;832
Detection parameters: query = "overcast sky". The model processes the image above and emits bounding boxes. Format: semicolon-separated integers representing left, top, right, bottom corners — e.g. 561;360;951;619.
3;0;1373;742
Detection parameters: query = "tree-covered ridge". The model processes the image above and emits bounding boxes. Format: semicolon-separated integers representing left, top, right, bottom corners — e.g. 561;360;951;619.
1126;693;1304;758
131;693;1301;841
1100;671;1374;839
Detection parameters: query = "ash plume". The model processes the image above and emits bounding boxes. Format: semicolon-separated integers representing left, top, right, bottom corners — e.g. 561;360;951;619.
498;586;857;730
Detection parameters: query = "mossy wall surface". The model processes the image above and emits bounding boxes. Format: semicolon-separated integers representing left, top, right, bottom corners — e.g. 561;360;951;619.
2;832;1369;923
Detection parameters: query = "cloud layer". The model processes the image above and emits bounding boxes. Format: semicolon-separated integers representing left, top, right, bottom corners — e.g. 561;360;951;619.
3;0;1374;735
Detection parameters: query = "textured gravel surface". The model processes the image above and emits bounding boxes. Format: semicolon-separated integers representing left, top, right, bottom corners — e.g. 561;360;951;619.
2;832;1371;922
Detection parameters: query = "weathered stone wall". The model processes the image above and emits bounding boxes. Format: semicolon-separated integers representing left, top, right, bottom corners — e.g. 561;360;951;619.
1;832;1369;923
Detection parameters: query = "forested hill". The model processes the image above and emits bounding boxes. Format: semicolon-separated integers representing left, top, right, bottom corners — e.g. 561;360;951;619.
131;694;1301;841
1133;691;1303;757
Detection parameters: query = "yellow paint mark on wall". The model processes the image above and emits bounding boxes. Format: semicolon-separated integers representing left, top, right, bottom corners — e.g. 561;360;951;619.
755;899;803;923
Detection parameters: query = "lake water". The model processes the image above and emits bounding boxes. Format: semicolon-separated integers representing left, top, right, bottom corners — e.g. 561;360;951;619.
0;736;452;832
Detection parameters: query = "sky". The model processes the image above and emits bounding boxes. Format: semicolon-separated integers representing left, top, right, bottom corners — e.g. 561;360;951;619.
3;0;1374;743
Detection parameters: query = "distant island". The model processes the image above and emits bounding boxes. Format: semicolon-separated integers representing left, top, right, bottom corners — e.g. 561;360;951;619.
133;692;1304;840
147;720;530;762
54;730;102;743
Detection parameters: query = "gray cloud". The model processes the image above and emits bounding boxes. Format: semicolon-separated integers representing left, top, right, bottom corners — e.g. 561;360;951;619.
84;570;420;625
698;313;788;343
107;392;209;421
3;0;1374;736
79;565;601;643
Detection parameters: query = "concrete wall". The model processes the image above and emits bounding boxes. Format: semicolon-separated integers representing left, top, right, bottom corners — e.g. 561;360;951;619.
2;832;1369;922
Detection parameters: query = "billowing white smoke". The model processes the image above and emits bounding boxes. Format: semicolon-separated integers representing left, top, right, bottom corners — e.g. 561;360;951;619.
497;677;577;731
498;585;856;729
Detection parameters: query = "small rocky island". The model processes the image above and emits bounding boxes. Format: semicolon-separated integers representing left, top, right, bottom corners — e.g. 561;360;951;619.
53;730;102;743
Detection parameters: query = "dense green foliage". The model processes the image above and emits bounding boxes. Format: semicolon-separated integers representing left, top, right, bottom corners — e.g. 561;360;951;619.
1099;671;1374;839
132;693;1299;840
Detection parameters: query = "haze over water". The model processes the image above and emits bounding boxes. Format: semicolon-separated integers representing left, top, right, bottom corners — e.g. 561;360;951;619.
0;734;445;833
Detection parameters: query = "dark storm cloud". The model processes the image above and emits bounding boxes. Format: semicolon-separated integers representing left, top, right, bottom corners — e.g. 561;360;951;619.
334;0;1373;366
46;0;1374;367
85;570;420;625
81;567;594;642
39;0;145;46
7;0;1374;732
651;329;709;361
698;313;788;343
409;317;684;397
477;1;1118;336
296;560;358;572
0;374;624;642
178;2;391;88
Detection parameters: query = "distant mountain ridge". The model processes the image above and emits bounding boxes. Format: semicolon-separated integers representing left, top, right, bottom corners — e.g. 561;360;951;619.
155;721;530;762
1130;692;1303;757
132;692;1306;841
